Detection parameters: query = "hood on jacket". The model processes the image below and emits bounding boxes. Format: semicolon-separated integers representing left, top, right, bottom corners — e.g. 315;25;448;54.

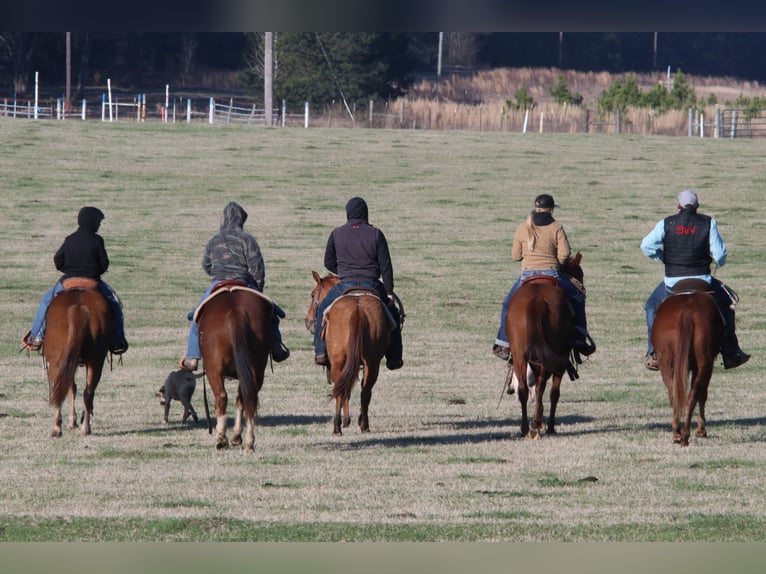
221;201;248;230
77;206;105;233
345;197;368;222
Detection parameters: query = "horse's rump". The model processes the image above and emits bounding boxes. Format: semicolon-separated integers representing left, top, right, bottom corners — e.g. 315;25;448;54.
508;283;572;375
44;289;110;407
326;295;389;400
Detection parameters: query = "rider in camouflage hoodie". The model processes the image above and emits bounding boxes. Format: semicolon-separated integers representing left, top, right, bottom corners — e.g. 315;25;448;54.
179;201;289;370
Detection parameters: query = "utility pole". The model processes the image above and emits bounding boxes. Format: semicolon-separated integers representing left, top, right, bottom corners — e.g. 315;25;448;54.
653;32;658;70
66;32;72;111
558;32;564;67
264;32;273;127
437;32;443;78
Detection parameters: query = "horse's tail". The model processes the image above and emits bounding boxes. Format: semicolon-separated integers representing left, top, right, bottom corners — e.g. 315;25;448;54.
526;297;570;373
50;304;88;406
228;308;258;418
671;309;694;420
333;302;364;401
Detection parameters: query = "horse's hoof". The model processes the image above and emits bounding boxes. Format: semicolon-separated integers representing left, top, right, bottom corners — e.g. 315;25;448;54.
333;428;342;436
696;428;707;438
51;429;62;438
343;417;351;428
216;439;229;450
245;445;255;453
231;436;242;446
527;430;539;440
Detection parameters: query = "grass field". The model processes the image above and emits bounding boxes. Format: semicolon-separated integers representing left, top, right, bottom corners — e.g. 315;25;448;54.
1;118;765;543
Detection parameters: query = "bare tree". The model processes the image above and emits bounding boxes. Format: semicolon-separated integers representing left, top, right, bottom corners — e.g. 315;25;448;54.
179;32;198;87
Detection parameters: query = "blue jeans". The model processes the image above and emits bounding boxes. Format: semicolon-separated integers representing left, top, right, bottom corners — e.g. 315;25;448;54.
644;277;738;355
495;270;587;347
184;281;285;360
313;279;401;363
30;279;126;348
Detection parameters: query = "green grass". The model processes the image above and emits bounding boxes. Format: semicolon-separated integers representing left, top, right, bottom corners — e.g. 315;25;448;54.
1;119;766;542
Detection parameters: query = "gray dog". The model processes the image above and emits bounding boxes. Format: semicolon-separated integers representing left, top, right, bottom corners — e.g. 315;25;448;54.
158;369;204;424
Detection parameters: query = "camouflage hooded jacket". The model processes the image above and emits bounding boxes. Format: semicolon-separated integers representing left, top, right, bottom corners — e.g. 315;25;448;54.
201;201;265;290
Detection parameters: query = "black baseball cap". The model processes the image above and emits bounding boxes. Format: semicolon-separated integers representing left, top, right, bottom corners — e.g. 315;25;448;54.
534;194;558;209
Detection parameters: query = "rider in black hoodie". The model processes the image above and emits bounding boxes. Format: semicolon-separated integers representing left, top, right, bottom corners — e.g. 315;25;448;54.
23;206;128;355
313;197;403;370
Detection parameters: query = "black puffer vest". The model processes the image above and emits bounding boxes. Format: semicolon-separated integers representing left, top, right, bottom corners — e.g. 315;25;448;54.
663;208;712;277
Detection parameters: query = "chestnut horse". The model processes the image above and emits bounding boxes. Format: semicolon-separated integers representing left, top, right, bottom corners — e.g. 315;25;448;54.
43;287;110;438
505;253;585;439
195;284;273;452
305;272;390;435
651;279;724;446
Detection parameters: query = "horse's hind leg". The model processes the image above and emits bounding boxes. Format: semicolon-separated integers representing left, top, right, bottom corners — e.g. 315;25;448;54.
357;385;372;433
547;375;562;435
231;396;243;446
81;365;102;436
695;380;710;438
342;397;351;428
52;403;64;438
333;396;344;436
67;382;78;431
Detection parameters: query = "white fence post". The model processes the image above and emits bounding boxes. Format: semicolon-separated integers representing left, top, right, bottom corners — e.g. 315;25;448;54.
209;97;214;124
282;100;286;127
187;98;191;123
304;101;309;128
34;71;39;119
522;110;529;133
82;98;86;120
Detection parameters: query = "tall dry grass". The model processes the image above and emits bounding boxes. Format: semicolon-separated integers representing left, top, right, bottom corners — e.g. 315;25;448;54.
312;67;766;136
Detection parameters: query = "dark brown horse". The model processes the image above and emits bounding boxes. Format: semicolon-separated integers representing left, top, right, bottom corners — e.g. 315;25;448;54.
43;286;110;438
652;279;724;446
306;272;390;435
196;285;273;452
505;253;584;439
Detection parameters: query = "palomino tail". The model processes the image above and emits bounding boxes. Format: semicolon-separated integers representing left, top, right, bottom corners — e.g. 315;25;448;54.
333;303;364;401
526;298;570;374
228;309;258;418
671;310;694;420
50;304;88;406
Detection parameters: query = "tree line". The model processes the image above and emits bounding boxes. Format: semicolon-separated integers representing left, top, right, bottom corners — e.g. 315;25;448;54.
2;33;765;105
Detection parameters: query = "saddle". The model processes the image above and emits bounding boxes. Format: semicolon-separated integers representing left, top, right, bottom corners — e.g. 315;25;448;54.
61;277;99;291
671;278;713;295
192;281;273;324
521;275;558;287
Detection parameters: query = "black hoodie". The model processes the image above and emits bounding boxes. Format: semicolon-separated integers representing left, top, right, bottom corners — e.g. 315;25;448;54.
53;206;109;280
324;197;394;293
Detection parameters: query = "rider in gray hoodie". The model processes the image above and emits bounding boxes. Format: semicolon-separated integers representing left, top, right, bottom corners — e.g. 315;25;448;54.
179;201;289;371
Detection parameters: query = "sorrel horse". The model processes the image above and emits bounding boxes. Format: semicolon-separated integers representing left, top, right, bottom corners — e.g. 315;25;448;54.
651;279;724;446
305;271;390;435
43;286;110;438
195;284;273;452
505;253;585;439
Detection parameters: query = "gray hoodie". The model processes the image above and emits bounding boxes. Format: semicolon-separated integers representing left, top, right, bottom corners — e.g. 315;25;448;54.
201;201;265;290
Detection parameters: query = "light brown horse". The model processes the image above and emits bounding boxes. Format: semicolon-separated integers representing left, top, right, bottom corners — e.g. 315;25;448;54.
306;272;390;435
652;279;724;446
505;254;584;439
196;284;273;452
43;287;110;438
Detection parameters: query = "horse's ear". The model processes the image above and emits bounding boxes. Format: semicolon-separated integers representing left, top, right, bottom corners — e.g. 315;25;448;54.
312;271;322;285
574;251;582;265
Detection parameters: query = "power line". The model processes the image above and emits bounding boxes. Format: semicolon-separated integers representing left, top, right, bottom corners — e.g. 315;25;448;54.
315;33;354;123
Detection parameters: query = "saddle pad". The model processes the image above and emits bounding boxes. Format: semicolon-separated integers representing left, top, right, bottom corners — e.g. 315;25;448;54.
192;285;273;324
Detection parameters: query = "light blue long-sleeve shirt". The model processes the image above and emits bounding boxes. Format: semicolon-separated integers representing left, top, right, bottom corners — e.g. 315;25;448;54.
640;216;728;287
